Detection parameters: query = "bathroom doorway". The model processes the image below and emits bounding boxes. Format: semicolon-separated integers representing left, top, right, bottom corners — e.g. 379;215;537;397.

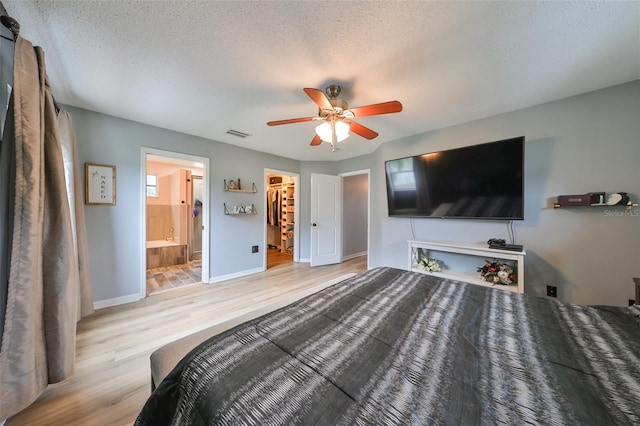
140;148;209;297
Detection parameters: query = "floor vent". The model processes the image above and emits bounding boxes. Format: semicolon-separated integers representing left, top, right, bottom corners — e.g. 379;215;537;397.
226;129;251;138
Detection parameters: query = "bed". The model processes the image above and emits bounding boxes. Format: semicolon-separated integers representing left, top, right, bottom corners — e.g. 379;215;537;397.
135;267;640;425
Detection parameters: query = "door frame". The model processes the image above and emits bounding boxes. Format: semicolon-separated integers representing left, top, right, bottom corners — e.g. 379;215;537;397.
263;168;300;269
339;169;370;270
139;147;210;298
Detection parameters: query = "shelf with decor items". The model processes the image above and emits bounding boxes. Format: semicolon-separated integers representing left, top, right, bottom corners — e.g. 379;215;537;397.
280;179;295;253
553;192;637;209
407;240;525;294
223;179;257;216
224;203;257;215
223;179;257;193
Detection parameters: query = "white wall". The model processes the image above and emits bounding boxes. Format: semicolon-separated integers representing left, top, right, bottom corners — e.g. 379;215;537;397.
368;81;640;306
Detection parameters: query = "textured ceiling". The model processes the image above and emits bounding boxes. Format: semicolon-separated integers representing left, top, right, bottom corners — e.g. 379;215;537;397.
4;1;639;161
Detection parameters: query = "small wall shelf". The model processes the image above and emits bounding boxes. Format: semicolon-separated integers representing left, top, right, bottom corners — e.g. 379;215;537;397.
553;201;637;210
224;179;257;215
224;203;257;215
408;240;525;294
224;180;257;193
553;192;637;209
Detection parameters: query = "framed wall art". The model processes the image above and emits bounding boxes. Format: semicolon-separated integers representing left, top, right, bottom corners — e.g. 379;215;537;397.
85;163;116;205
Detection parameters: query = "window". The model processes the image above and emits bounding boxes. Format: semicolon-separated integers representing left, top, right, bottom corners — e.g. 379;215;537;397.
146;174;158;197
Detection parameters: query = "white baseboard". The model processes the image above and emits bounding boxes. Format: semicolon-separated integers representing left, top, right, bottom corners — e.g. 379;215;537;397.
343;251;367;261
208;267;265;284
298;254;365;263
93;258;362;310
93;293;141;310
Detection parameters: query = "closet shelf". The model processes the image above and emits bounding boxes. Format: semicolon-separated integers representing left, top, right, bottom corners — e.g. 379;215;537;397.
280;179;295;253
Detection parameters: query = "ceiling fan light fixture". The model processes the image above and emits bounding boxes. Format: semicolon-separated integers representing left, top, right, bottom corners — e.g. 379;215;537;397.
267;86;402;149
315;120;350;143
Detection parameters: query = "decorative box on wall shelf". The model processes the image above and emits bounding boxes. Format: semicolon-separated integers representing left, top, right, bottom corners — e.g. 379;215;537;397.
224;179;257;193
407;240;525;294
553;192;637;210
224;203;257;215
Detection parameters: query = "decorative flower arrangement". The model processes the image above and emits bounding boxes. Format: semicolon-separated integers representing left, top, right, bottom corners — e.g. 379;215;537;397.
417;257;441;272
477;260;517;285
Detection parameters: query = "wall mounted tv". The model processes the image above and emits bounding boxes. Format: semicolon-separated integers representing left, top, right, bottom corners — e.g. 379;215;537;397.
385;136;524;220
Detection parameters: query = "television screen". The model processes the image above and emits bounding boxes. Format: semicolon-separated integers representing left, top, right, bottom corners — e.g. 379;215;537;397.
385;136;524;219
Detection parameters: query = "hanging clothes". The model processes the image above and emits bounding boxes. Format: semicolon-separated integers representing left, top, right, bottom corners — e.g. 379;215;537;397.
267;187;281;226
266;186;281;247
0;36;93;420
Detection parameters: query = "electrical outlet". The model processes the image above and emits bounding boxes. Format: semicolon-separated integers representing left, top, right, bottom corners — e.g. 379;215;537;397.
546;286;557;297
252;245;259;253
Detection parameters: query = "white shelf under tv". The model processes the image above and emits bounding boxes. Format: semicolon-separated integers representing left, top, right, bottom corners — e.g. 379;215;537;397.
407;240;525;294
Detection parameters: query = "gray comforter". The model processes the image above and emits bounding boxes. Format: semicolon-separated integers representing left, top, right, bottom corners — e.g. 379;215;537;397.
136;267;640;425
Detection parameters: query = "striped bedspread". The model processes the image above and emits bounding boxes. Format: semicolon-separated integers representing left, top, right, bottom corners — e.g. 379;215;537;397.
136;267;640;425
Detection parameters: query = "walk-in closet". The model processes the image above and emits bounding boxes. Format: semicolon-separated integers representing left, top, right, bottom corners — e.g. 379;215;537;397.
266;173;295;268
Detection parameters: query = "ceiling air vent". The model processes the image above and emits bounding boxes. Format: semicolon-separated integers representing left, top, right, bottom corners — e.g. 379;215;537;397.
226;129;251;138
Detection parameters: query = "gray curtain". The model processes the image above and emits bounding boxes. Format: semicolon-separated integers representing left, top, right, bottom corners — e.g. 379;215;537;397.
0;36;93;420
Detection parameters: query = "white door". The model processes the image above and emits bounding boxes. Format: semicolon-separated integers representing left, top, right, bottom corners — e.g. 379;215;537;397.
310;173;342;267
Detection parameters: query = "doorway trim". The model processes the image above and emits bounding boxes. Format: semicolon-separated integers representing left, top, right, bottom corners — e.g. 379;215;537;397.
263;168;300;269
339;169;370;270
139;147;210;299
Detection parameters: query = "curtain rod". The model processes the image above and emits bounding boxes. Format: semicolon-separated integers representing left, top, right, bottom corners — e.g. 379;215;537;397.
1;14;19;41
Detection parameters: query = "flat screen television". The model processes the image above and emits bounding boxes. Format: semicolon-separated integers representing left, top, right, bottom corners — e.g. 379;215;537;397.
385;136;524;219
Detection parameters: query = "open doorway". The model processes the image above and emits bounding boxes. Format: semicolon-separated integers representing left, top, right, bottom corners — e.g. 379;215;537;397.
341;170;369;268
309;170;369;269
264;169;299;269
140;148;210;297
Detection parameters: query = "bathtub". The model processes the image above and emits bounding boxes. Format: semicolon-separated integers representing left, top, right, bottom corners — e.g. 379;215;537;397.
146;240;187;269
147;240;180;249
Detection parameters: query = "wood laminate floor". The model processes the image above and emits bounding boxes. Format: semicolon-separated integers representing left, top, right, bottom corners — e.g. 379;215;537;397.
267;246;292;269
6;256;367;426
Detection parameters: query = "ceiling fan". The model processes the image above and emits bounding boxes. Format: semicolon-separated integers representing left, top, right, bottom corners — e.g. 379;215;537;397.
267;85;402;151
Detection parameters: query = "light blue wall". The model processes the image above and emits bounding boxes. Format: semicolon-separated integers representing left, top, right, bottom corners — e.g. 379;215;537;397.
69;80;638;306
67;106;299;302
342;174;368;257
368;81;640;306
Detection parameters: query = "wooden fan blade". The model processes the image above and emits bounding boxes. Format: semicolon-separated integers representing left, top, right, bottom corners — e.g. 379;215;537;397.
303;88;333;110
348;120;379;140
267;116;315;126
310;134;322;146
350;100;402;117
